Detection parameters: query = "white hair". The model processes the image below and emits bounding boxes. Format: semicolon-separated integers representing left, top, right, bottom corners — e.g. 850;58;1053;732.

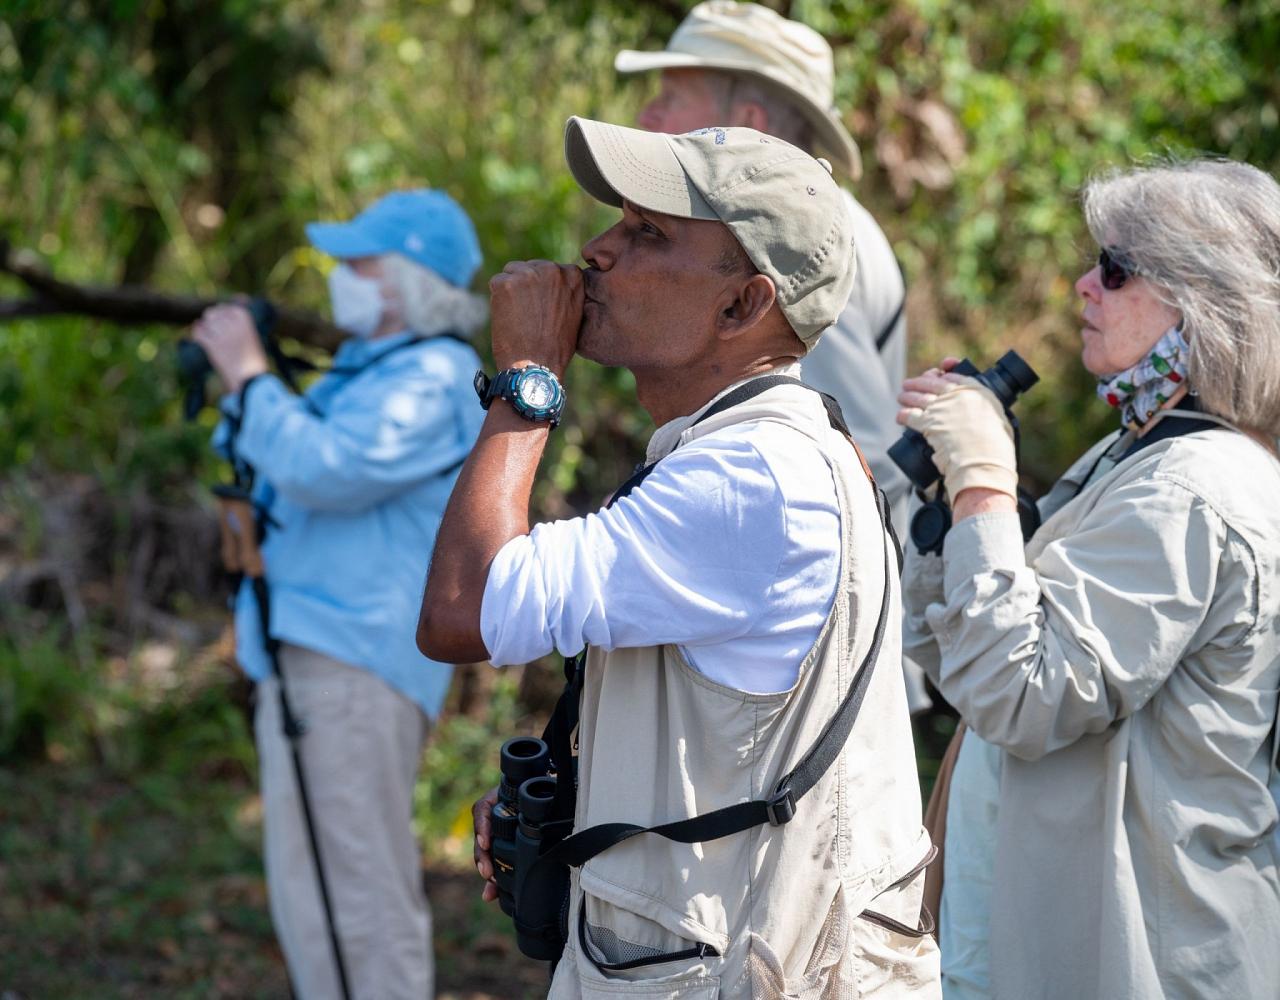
1083;158;1280;437
382;253;488;338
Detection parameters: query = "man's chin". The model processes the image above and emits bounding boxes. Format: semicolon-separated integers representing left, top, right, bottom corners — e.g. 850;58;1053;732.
576;320;615;367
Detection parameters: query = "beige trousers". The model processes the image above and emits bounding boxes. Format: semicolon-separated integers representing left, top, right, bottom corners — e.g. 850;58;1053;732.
254;644;432;1000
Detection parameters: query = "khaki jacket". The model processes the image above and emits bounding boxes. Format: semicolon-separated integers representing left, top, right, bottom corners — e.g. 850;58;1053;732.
903;419;1280;1000
550;377;940;999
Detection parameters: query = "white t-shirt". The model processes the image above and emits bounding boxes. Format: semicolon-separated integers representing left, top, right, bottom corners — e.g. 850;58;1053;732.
480;418;841;694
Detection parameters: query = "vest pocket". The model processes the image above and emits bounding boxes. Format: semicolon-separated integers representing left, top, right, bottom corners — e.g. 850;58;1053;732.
846;874;941;997
573;892;721;998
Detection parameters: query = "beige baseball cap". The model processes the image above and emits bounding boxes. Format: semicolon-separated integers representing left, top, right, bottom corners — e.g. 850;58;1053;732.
615;1;862;180
564;116;855;349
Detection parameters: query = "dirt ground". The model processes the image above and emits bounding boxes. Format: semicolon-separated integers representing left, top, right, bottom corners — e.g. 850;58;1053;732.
0;761;549;999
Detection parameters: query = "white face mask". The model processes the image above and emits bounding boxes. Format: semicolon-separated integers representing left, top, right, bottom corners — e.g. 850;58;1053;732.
328;263;384;338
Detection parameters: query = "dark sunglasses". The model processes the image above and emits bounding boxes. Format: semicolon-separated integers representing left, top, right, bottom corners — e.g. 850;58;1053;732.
1098;247;1136;290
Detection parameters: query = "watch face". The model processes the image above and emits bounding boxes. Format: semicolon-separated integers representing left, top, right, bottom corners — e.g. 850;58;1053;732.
518;371;557;410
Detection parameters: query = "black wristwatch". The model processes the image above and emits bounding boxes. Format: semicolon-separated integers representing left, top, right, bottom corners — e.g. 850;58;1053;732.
474;365;566;428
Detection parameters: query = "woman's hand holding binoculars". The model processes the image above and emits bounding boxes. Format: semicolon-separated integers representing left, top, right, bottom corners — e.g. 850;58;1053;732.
897;358;1020;515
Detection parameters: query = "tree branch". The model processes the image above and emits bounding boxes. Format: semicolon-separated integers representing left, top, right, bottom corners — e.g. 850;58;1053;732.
0;238;347;352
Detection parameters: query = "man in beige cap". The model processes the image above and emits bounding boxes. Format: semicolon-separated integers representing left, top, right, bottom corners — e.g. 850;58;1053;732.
419;118;939;997
616;0;933;716
617;1;910;513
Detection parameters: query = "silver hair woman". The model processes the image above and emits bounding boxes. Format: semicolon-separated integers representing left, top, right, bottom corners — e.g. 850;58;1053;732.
383;253;488;339
898;158;1280;1000
1083;159;1280;439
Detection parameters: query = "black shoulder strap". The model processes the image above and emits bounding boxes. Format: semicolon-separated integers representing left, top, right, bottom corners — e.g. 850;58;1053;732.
323;335;428;378
537;374;898;871
1066;402;1212;504
1120;408;1209;459
540;490;892;869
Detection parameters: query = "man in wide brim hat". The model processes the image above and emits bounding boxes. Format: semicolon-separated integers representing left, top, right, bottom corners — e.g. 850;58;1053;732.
617;1;928;714
616;1;862;179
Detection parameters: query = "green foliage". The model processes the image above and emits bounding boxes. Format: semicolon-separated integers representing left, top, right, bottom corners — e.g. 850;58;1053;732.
4;0;1278;500
0;319;210;490
413;671;524;852
0;717;286;998
0;621;93;760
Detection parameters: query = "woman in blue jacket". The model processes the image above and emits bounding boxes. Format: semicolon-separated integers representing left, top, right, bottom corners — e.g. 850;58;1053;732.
193;189;486;999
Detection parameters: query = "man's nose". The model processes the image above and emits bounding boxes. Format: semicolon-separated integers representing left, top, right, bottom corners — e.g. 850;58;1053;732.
581;224;619;271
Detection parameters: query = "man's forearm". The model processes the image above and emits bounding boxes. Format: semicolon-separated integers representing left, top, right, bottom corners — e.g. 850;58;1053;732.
417;403;550;662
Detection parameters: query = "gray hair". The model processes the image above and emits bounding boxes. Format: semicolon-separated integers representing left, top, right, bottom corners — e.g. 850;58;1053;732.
1083;159;1280;437
708;71;817;154
383;253;488;338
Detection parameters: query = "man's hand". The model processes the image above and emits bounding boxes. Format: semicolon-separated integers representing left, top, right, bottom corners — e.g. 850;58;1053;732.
473;786;500;903
191;303;270;395
418;266;575;662
489;261;584;376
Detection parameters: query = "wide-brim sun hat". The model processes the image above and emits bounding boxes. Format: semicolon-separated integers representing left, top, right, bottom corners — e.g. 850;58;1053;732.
306;189;483;288
564;116;855;349
615;0;862;181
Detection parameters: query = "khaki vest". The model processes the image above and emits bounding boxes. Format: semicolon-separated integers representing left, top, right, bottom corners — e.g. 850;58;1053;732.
549;378;941;999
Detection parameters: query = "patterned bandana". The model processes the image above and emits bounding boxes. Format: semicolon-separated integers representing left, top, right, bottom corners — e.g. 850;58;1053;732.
1096;324;1190;426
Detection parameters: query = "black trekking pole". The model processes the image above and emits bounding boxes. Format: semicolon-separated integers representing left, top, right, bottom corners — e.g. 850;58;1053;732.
214;486;353;1000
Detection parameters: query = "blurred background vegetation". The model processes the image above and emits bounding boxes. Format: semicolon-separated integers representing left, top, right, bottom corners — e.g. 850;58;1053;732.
2;0;1278;995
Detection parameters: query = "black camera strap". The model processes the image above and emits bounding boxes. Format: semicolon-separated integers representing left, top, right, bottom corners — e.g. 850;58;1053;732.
536;374;900;872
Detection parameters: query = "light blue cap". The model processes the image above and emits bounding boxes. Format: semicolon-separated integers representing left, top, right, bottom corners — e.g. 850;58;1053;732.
305;189;483;288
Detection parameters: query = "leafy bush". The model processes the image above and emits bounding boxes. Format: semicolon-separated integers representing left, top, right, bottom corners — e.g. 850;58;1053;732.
0;623;94;761
4;0;1277;501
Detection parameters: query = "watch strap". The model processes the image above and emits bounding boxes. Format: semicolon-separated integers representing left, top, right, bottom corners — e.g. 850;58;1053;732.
474;365;564;427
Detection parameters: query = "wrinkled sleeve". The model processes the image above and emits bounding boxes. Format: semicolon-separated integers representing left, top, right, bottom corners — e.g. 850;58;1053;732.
926;474;1228;760
902;532;946;682
479;439;788;667
229;353;469;513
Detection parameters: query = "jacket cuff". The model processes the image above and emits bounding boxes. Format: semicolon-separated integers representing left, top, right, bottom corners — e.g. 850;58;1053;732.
942;511;1026;592
238;372;268;412
219;391;243;421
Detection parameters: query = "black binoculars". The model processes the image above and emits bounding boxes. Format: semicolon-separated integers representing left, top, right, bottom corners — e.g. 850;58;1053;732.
176;297;278;420
490;736;571;961
889;350;1041;554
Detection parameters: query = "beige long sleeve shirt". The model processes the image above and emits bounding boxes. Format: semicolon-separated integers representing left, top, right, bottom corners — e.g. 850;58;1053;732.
903;419;1280;1000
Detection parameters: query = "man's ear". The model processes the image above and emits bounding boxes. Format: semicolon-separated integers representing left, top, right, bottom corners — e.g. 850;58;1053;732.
716;273;777;341
733;101;770;133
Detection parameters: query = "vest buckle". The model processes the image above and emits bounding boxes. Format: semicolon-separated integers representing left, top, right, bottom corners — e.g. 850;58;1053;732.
766;786;796;826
